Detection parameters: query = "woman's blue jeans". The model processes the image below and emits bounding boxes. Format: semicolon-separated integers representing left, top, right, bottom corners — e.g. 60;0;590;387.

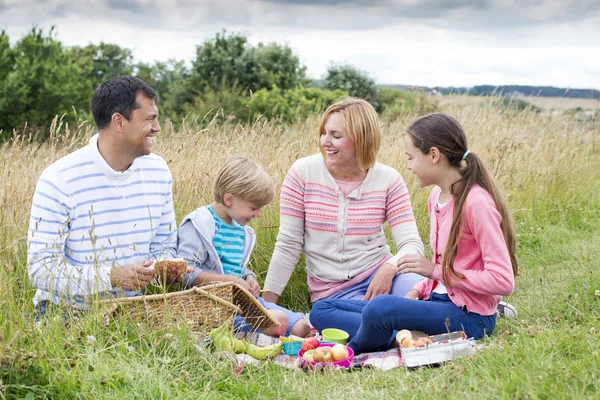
310;293;496;354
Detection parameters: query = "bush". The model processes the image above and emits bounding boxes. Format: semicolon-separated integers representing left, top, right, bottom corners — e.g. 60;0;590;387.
181;85;249;124
244;86;348;122
323;64;377;103
375;87;439;119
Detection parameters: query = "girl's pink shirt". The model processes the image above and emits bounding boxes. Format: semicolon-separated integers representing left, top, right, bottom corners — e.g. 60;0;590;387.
412;185;514;316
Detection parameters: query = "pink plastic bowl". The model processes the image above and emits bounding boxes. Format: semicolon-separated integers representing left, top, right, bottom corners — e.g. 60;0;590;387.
298;342;355;370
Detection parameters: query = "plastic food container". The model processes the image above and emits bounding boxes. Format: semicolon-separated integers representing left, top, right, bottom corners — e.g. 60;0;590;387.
400;331;475;368
281;340;303;356
321;328;349;344
299;343;354;370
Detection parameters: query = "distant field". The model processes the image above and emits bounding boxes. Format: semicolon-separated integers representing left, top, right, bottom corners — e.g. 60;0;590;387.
523;96;600;110
439;94;599;111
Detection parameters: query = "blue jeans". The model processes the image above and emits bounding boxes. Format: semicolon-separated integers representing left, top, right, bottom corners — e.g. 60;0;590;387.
311;293;496;354
234;298;304;337
309;270;422;336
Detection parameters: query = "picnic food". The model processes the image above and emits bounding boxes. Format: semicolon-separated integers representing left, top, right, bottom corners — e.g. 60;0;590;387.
153;258;187;281
210;322;243;352
330;344;350;361
315;346;333;362
396;329;413;347
396;329;433;348
243;341;283;359
300;343;355;369
301;337;320;352
209;322;282;359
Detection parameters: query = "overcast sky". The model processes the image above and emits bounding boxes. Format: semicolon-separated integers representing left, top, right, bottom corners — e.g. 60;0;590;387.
2;0;599;88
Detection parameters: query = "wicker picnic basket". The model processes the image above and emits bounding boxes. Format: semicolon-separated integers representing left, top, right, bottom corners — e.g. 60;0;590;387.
99;281;279;331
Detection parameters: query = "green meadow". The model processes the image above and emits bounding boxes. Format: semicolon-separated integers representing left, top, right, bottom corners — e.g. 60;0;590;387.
1;96;599;399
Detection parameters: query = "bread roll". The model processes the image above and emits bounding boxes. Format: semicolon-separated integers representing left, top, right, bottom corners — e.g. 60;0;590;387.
154;258;187;281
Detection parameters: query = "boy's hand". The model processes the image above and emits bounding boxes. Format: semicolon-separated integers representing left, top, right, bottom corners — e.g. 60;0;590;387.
245;275;261;298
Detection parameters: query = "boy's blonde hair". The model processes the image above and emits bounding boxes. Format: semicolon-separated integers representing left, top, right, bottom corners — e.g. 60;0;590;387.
318;97;381;171
213;156;275;207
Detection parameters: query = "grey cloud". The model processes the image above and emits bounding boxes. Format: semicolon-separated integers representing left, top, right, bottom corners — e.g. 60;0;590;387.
107;0;144;12
257;0;390;5
3;0;600;37
47;3;68;18
245;0;600;31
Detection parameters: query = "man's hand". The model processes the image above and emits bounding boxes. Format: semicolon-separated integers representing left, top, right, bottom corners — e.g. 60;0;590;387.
111;261;156;291
396;254;436;278
245;275;261;298
161;263;194;284
363;262;397;301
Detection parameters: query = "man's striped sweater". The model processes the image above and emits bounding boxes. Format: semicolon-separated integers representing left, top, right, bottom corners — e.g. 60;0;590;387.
27;134;177;307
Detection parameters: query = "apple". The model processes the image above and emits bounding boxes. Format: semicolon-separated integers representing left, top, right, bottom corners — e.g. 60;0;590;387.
321;348;333;362
301;337;320;353
330;344;349;361
314;346;329;362
303;350;315;362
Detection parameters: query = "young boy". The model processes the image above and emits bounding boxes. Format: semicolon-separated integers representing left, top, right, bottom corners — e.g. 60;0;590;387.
177;156;311;337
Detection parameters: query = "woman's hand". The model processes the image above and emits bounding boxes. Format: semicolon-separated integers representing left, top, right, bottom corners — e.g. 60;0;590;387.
363;262;397;301
261;290;279;304
396;254;437;278
245;275;261;298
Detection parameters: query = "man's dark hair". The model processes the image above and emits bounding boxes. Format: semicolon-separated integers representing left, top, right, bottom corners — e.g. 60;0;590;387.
91;75;158;130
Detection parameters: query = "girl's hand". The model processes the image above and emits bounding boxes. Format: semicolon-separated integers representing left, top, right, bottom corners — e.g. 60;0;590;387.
245;275;261;298
396;254;437;278
363;262;397;301
404;289;420;300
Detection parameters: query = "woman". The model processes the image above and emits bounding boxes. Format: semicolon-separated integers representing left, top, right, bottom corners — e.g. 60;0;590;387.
262;98;424;337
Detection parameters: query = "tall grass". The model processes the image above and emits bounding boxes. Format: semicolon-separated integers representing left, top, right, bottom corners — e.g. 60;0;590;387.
1;97;599;399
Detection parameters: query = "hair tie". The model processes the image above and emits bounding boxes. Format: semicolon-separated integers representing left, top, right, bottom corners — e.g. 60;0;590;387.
462;150;471;161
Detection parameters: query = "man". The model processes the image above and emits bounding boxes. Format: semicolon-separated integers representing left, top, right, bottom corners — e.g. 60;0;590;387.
27;75;179;311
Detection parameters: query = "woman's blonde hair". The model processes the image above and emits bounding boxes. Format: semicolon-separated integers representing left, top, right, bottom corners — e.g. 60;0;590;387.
318;97;381;170
213;156;275;207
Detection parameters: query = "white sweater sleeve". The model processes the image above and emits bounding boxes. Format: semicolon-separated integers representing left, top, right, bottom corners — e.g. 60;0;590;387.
263;168;306;295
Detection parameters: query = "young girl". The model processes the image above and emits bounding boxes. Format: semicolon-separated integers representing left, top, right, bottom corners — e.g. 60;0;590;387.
310;113;518;354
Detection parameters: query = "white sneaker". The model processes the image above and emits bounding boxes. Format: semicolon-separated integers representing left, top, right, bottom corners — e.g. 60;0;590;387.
497;301;517;318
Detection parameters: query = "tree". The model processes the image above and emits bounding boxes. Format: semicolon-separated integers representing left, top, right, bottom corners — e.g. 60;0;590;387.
135;60;190;121
188;31;250;95
69;43;134;91
187;31;307;96
322;64;377;102
0;31;14;82
0;27;90;137
249;42;308;91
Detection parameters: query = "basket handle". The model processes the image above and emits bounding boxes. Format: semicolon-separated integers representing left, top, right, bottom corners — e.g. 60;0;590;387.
193;286;244;316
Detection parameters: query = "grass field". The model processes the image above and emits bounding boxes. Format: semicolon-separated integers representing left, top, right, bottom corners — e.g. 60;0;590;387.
1;96;599;399
440;94;600;113
522;96;600;111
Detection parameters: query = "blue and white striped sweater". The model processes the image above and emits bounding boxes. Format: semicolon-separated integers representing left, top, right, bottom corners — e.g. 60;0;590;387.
27;134;177;307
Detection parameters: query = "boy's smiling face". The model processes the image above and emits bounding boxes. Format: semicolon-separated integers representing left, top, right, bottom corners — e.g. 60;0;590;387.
224;194;263;226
